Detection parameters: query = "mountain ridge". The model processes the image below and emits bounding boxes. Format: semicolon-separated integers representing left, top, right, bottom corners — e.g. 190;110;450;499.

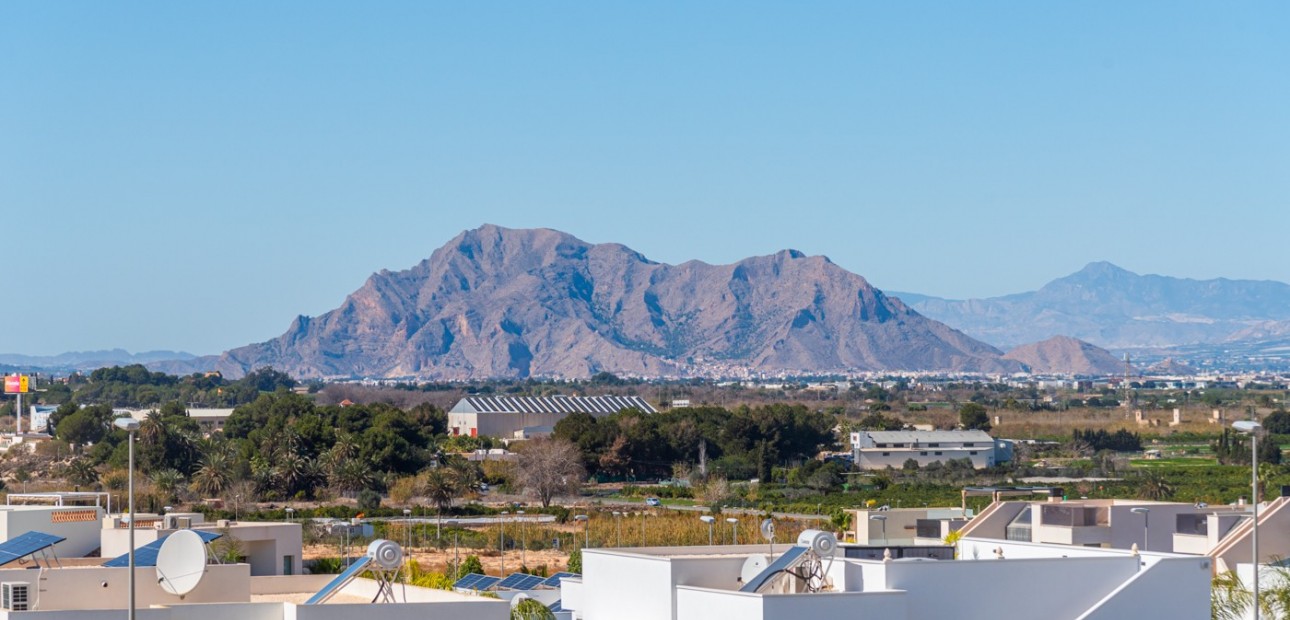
213;225;1021;379
893;262;1290;349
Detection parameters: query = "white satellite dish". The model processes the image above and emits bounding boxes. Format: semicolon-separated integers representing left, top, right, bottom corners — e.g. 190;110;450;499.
759;519;776;543
740;554;769;584
156;530;207;597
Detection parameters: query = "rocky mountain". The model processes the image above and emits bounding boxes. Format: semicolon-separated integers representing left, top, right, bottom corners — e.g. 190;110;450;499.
1001;336;1127;375
215;225;1021;379
892;262;1290;349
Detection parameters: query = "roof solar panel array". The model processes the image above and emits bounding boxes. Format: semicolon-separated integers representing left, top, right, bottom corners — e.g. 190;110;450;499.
461;395;656;416
497;572;546;590
0;532;65;567
541;571;579;588
452;573;501;591
548;600;564;612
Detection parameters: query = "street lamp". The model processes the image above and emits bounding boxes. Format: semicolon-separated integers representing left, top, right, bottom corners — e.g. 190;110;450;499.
517;510;526;567
612;512;623;547
726;518;739;545
499;511;509;576
403;509;412;550
1234;419;1263;616
1130;507;1150;552
574;514;589;549
869;514;888;546
113;417;140;620
700;516;715;545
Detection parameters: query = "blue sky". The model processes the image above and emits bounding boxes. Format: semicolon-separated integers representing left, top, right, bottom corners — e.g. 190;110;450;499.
2;2;1287;355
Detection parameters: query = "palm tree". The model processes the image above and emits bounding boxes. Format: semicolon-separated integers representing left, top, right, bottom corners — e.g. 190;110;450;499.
1136;471;1175;501
420;468;459;514
330;458;374;498
65;458;100;488
191;451;233;498
150;468;185;503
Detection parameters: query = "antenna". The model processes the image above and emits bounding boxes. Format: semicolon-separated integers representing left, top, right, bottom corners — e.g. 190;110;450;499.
155;530;207;598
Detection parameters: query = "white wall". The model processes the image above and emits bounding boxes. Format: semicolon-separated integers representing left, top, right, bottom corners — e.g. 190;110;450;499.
581;551;674;620
1;506;106;558
674;586;909;620
882;557;1139;619
1075;557;1210;620
285;601;508;620
0;564;251;610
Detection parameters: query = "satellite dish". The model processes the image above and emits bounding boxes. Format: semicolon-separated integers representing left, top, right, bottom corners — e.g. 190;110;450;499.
156;530;207;597
740;554;769;584
367;539;404;571
759;519;776;543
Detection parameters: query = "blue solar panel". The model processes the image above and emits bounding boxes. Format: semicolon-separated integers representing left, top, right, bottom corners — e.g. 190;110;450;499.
461;575;500;591
103;530;222;568
452;573;488;589
548;600;563;612
497;572;545;590
304;555;372;605
541;572;579;588
0;532;65;567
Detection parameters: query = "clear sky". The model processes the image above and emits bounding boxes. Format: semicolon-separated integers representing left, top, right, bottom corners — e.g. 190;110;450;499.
2;2;1287;356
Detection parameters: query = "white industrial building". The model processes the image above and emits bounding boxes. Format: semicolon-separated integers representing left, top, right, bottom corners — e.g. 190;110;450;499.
850;430;1013;469
448;395;656;438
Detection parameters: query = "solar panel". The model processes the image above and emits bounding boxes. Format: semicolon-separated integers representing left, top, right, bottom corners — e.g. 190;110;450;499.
548;600;563;612
103;530;222;568
453;573;500;591
452;573;487;589
497;572;545;590
541;572;579;588
740;545;809;593
0;532;66;567
304;555;372;605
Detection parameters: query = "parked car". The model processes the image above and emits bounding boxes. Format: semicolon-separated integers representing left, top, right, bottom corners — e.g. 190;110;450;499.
645;497;661;507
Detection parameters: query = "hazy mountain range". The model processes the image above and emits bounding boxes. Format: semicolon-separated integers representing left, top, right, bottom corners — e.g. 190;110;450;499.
8;229;1290;379
891;261;1290;350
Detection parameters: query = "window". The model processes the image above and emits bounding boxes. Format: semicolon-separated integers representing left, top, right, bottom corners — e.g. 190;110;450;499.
970;451;978;455
920;451;928;456
963;443;975;448
934;451;943;456
928;443;940;448
881;452;891;456
284;555;294;576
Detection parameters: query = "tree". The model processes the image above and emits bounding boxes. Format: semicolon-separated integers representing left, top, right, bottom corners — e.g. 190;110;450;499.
1135;470;1174;501
421;467;459;514
512;597;556;620
1263;409;1290;435
513;438;586;508
959;403;991;431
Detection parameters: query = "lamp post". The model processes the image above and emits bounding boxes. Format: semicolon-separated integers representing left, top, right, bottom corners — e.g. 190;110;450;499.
700;516;716;546
869;514;888;546
113;417;140;620
1234;419;1263;617
574;514;589;549
517;510;526;567
726;518;739;545
1130;507;1150;552
612;512;623;547
285;507;294;523
499;511;508;576
403;509;412;550
640;511;647;546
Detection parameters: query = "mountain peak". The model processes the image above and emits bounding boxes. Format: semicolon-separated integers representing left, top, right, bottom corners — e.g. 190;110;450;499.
214;227;1017;379
1070;261;1135;280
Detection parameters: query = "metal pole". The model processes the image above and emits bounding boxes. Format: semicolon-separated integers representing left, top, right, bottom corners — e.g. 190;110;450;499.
1253;432;1260;618
128;429;135;620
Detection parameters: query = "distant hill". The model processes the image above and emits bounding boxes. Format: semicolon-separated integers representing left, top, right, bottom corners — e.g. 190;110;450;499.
0;349;199;373
893;262;1290;349
1002;336;1127;375
214;225;1021;380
